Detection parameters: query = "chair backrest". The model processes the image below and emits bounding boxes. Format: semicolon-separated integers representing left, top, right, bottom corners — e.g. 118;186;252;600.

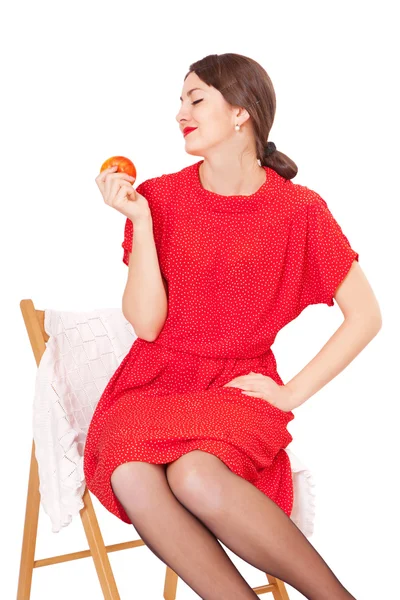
20;299;48;366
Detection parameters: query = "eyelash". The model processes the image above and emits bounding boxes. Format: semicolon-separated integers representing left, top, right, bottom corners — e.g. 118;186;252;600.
192;99;203;105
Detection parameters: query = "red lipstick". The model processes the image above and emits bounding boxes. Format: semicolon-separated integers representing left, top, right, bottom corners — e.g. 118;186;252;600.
183;127;198;137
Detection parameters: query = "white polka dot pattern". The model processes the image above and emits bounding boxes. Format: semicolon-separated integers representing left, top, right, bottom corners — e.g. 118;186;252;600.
83;160;358;524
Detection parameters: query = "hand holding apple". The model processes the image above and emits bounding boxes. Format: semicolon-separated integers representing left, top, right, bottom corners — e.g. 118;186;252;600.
95;156;152;223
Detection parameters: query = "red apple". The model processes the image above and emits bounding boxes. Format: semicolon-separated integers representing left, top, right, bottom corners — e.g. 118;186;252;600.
100;156;137;180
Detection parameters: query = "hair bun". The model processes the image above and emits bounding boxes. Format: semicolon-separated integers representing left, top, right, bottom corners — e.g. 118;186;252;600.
264;141;277;156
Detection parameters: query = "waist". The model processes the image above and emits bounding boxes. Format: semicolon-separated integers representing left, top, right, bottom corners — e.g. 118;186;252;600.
136;337;274;361
132;338;284;387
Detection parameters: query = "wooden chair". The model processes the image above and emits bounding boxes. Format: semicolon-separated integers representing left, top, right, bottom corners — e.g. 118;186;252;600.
17;298;291;599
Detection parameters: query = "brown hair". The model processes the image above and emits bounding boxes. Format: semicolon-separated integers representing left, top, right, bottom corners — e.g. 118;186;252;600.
184;53;298;180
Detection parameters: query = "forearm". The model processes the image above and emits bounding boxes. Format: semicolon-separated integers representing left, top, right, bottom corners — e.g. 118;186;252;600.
285;315;382;409
122;217;168;341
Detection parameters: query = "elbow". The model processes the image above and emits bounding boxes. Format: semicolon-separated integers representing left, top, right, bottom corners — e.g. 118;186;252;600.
144;314;168;342
125;324;158;343
346;311;382;336
122;309;168;343
365;305;383;334
139;327;164;343
374;314;383;334
122;314;155;342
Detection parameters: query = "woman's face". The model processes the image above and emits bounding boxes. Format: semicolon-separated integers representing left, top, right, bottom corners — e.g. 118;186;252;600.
176;71;246;159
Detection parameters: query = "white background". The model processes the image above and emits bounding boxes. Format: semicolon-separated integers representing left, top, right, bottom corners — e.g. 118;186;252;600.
2;0;399;598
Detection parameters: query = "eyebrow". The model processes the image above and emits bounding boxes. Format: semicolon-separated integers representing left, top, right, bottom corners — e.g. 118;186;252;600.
179;88;204;101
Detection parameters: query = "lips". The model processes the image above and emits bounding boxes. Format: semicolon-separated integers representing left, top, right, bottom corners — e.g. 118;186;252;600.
183;127;198;136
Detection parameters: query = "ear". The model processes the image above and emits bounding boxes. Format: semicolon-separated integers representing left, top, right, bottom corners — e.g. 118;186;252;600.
235;107;251;126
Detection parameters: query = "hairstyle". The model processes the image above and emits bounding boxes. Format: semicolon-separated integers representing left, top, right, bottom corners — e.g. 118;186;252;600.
184;53;298;180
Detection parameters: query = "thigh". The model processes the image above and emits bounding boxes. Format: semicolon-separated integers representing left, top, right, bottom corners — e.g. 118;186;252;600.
110;461;168;512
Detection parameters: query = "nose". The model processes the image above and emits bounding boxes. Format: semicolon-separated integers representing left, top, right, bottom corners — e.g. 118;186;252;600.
175;103;191;124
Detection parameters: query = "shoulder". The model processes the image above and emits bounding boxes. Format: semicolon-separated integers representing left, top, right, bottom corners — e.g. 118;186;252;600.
135;163;193;209
135;173;168;204
271;171;329;220
282;179;355;250
276;171;324;206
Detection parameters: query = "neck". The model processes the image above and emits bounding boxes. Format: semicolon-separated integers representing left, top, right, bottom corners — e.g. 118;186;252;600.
199;157;266;196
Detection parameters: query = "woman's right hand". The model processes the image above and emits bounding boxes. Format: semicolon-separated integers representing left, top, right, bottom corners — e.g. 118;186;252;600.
95;165;152;223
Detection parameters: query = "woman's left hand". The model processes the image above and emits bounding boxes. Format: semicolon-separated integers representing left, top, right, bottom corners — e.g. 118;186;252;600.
223;372;295;412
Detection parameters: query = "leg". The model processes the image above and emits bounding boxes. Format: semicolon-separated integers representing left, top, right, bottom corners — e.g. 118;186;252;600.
166;451;357;600
110;460;259;599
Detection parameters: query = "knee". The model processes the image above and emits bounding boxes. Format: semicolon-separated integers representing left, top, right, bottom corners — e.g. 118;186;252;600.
165;451;227;513
110;461;136;493
110;461;166;513
110;461;140;503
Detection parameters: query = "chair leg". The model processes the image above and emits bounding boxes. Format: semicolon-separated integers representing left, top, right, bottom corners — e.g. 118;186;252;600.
161;554;290;600
266;573;291;599
17;440;41;600
164;565;179;600
80;487;121;599
82;487;180;600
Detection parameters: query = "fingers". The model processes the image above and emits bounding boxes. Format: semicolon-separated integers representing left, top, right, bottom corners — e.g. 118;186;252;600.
106;174;135;206
97;165;118;180
105;174;135;201
95;166;136;205
96;165;120;183
104;173;135;198
114;182;136;207
95;165;118;190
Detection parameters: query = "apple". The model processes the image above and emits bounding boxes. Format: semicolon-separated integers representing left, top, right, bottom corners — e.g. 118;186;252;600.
100;156;137;180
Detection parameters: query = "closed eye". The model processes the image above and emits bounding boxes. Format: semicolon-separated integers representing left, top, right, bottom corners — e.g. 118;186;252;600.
192;99;203;105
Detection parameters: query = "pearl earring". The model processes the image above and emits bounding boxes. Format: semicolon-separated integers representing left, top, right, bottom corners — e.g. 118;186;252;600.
235;124;240;131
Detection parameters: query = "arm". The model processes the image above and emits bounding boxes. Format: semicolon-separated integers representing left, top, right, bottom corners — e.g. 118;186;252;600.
122;216;168;342
285;261;382;409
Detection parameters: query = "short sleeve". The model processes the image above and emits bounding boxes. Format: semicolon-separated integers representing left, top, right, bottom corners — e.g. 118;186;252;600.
300;193;359;307
121;180;148;266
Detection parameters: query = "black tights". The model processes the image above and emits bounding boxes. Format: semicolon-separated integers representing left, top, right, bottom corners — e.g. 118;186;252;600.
110;458;357;600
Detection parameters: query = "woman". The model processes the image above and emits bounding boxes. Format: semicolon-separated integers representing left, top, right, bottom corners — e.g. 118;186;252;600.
84;53;381;599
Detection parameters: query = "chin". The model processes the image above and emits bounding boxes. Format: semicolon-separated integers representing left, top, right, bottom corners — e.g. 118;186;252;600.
184;147;204;159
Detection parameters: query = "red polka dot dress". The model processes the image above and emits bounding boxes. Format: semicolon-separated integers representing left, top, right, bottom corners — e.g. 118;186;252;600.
83;159;359;524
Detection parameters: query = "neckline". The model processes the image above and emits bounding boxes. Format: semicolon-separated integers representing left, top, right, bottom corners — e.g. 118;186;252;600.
192;160;274;213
